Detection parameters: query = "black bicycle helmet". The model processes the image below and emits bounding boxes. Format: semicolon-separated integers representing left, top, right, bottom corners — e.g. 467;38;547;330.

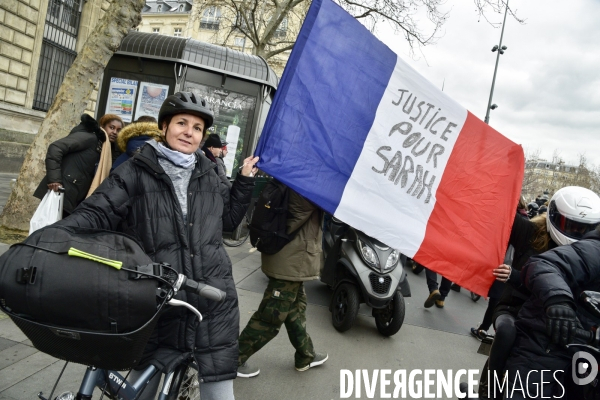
158;91;214;129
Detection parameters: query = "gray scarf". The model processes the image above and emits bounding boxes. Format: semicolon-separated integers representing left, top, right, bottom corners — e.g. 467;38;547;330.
149;140;196;169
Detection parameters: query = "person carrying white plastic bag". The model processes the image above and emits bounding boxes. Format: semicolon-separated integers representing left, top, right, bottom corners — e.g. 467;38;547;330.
29;189;64;235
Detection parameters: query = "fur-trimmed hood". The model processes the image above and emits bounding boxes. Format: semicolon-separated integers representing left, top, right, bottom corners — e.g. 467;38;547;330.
116;122;163;152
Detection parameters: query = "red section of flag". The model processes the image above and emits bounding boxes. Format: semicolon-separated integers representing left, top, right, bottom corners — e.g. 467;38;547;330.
413;112;524;296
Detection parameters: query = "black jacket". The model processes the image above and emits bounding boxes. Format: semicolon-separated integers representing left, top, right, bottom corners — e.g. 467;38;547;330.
518;230;600;333
34;114;105;214
493;214;557;315
55;143;254;382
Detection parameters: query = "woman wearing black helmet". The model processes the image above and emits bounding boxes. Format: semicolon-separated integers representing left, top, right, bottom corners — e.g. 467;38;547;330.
56;91;258;399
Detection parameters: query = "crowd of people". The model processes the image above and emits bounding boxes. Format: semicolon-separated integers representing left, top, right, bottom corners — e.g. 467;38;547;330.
34;92;600;399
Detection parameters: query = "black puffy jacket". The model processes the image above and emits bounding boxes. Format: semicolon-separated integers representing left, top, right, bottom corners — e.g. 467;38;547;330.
33;114;105;214
517;230;600;333
55;143;254;382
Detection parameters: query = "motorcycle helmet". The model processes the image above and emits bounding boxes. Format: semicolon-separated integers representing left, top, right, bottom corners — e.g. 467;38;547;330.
158;91;214;130
546;186;600;246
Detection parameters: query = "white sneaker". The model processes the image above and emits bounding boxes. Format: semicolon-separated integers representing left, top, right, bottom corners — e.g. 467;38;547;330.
296;353;328;372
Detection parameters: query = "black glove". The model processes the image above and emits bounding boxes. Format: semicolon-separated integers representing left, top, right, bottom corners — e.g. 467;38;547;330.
546;303;579;346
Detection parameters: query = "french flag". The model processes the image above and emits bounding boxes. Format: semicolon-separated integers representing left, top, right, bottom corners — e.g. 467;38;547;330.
255;0;524;295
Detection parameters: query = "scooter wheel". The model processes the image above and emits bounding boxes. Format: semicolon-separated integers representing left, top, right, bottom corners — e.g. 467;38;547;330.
374;292;405;337
331;283;360;332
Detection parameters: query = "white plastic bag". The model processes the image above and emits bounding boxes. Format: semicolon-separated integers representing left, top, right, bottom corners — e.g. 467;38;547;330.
29;190;64;235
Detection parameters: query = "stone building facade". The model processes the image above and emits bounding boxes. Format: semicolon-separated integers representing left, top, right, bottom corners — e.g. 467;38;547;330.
0;0;111;172
138;0;293;76
0;0;292;172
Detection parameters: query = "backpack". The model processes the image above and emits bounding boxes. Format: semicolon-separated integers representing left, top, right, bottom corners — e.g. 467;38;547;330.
249;180;298;254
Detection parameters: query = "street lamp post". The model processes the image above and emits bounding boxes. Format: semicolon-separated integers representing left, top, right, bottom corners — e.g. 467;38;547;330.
484;0;510;124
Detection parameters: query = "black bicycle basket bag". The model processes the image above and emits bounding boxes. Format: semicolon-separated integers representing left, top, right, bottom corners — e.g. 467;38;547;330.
0;225;167;370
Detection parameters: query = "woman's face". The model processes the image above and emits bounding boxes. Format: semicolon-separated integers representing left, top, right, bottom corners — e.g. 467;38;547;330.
104;120;123;142
163;113;205;154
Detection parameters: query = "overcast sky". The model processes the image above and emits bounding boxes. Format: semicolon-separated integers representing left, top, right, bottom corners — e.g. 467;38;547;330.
375;0;600;168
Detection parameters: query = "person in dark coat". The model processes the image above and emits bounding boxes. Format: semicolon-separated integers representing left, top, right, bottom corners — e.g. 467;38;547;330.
111;116;161;171
55;92;258;399
99;114;124;164
502;228;600;399
201;133;232;188
489;187;600;399
216;142;232;189
33;114;106;217
471;197;530;340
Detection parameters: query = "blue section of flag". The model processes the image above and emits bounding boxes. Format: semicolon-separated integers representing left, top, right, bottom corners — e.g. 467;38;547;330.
254;0;397;213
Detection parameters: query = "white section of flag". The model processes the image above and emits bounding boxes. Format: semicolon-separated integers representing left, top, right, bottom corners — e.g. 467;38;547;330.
334;55;468;257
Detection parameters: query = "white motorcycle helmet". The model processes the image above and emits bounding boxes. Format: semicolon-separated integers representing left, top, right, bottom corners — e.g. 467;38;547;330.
546;186;600;246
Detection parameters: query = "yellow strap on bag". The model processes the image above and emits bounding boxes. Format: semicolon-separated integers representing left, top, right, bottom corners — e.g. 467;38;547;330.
68;247;123;269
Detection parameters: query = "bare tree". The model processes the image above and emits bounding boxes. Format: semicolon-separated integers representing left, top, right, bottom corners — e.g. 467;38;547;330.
521;148;541;201
0;0;145;231
194;0;524;62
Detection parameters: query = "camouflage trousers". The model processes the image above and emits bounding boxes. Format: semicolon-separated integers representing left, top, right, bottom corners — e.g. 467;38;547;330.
238;277;315;369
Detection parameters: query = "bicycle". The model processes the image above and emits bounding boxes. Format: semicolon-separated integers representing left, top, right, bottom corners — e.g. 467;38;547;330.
31;264;226;400
43;359;201;400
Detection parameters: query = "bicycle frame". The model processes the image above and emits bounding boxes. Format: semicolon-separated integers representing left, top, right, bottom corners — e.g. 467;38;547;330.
76;365;156;399
75;363;185;400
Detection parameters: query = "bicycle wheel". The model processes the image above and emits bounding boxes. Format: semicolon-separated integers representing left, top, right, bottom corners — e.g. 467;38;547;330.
223;214;250;247
168;363;200;400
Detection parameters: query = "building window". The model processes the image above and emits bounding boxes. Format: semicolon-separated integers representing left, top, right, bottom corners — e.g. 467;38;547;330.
174;28;182;37
201;7;221;30
157;4;162;12
47;0;82;32
234;37;245;47
273;18;288;38
153;27;160;33
33;0;82;111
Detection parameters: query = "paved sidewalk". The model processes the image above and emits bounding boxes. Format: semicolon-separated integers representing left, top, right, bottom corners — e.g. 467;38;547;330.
0;173;489;400
0;241;488;400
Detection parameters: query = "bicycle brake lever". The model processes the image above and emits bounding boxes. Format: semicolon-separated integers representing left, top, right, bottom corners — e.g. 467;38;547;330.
167;298;203;321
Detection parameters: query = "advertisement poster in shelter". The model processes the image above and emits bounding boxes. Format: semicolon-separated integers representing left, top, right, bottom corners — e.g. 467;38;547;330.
185;83;256;177
105;78;138;123
135;82;169;122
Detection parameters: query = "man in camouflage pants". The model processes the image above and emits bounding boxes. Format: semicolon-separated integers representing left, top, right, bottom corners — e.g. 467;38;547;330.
237;189;328;377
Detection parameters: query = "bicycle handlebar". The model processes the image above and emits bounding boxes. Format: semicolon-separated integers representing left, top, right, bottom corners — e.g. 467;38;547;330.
179;276;226;302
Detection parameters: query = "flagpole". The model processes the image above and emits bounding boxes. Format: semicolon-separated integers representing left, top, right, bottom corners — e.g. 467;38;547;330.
484;0;509;124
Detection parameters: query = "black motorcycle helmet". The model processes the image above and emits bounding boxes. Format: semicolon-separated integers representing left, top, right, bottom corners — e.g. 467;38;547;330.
157;91;214;131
